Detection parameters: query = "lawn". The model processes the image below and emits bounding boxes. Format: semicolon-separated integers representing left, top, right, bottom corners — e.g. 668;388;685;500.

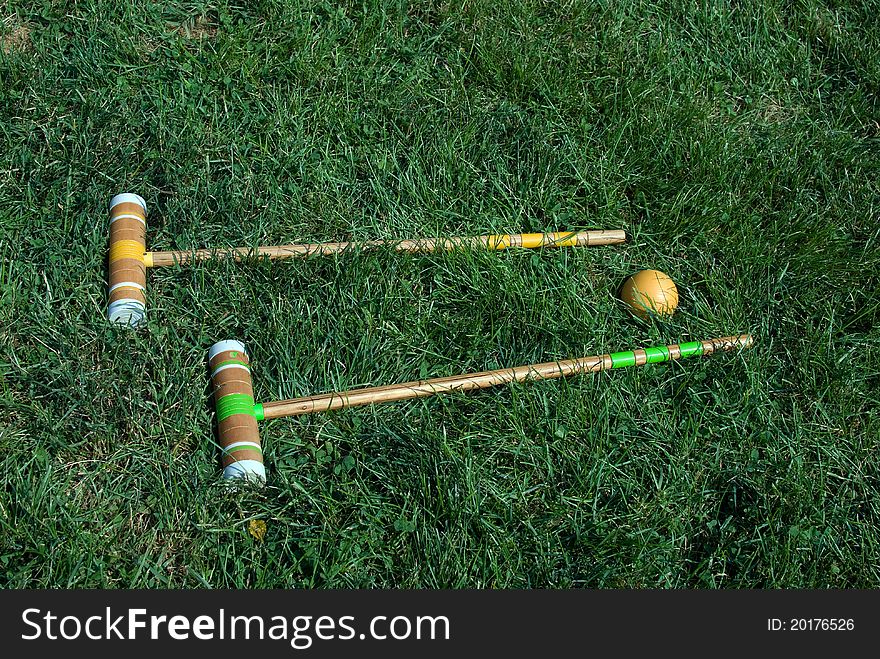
1;0;878;588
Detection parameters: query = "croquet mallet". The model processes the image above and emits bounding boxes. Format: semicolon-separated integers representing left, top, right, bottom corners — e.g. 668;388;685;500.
107;193;627;327
208;334;754;483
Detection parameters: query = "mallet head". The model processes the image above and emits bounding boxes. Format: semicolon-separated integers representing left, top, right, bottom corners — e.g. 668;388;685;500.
107;193;148;327
208;340;266;483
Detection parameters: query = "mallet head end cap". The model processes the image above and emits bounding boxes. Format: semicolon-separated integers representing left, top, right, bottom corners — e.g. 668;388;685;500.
108;300;146;327
209;339;247;361
223;460;266;483
110;193;147;213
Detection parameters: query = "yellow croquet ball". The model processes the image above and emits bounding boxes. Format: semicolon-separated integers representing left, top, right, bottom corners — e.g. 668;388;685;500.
620;269;679;319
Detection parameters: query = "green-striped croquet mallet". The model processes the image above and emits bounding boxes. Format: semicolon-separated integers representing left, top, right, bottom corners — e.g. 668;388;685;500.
208;334;753;483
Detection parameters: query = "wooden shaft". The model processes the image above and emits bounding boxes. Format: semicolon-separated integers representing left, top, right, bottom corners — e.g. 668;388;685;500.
259;334;753;420
146;230;626;267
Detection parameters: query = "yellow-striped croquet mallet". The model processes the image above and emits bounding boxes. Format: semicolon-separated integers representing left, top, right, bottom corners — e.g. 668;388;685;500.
208;334;754;483
106;192;627;327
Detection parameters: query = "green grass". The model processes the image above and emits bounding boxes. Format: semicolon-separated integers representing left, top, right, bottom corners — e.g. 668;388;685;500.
1;0;878;588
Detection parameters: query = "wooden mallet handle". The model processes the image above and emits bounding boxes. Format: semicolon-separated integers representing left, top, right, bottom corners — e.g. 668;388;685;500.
255;334;753;420
146;230;626;267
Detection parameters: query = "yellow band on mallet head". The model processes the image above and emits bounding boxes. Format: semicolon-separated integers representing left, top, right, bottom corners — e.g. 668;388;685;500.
109;239;146;263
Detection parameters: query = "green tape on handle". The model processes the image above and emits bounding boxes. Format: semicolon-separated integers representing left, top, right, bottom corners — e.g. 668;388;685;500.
677;341;704;358
609;351;636;368
216;393;256;421
611;343;700;369
253;403;265;421
644;346;670;363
